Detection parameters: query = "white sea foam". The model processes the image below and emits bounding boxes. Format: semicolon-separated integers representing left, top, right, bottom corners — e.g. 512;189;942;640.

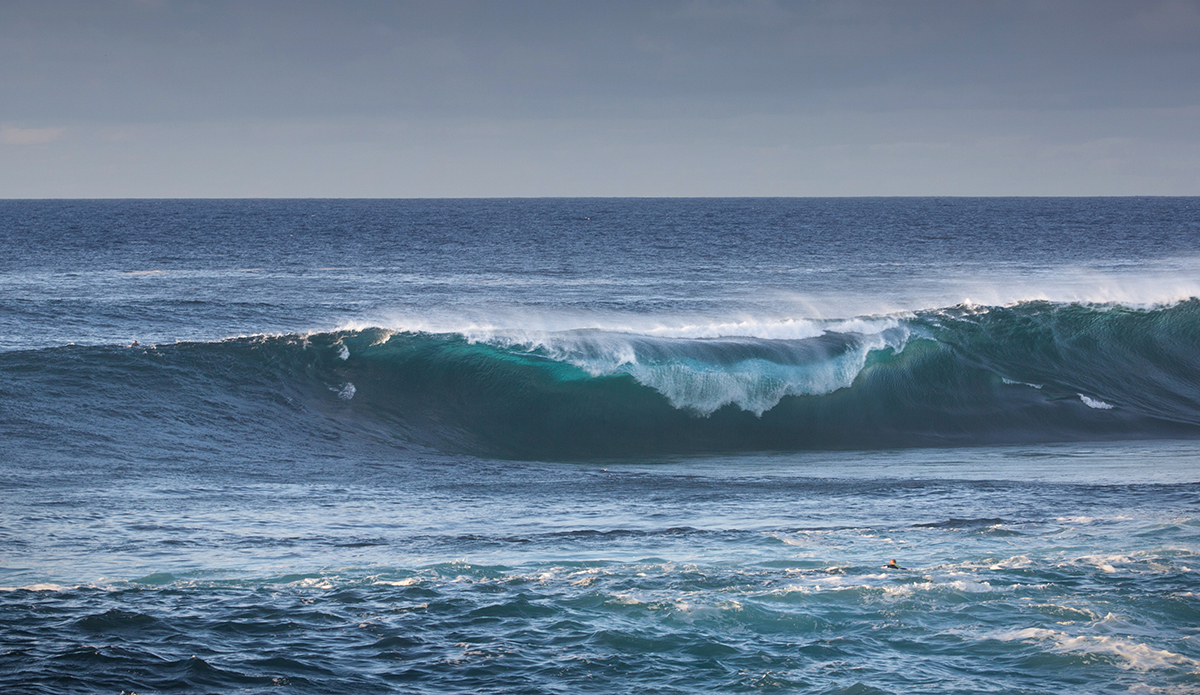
713;263;1200;323
1076;554;1133;573
995;628;1199;671
374;577;422;587
1127;685;1199;695
1079;394;1115;410
986;555;1033;570
569;572;600;587
1002;377;1043;389
470;322;912;415
293;577;335;590
331;297;920;349
1032;603;1103;622
0;583;68;592
175;272;1200;356
609;593;643;605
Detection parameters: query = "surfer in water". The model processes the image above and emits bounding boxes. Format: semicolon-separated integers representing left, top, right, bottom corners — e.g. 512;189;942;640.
886;559;904;570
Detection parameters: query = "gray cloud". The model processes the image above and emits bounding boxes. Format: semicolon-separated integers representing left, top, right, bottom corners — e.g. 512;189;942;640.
2;0;1198;195
0;125;66;144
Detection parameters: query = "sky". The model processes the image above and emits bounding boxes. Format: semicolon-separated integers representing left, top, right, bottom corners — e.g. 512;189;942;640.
2;0;1199;197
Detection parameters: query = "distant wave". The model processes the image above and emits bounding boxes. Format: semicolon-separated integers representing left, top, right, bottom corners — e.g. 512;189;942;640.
4;300;1200;459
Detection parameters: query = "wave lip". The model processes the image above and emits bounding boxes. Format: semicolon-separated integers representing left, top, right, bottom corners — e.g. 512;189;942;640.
478;320;911;416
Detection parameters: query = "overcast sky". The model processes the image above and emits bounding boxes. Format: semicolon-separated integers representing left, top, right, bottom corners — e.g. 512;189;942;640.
2;0;1199;197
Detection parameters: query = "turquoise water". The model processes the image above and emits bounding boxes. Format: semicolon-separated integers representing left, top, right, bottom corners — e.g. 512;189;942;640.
1;199;1199;693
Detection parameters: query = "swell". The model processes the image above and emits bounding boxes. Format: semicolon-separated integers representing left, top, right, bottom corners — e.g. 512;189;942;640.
3;300;1199;460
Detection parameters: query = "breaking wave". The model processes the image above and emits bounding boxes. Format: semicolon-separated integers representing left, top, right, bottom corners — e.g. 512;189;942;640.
4;300;1200;459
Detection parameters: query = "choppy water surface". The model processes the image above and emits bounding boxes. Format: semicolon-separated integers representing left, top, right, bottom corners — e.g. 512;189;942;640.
1;198;1199;693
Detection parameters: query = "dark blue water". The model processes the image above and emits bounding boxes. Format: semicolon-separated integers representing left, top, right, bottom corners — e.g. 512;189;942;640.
2;198;1199;694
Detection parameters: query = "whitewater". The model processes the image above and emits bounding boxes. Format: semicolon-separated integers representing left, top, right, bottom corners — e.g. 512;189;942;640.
1;198;1198;694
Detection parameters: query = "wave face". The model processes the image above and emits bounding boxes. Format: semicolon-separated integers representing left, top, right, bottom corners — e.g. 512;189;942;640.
5;300;1200;460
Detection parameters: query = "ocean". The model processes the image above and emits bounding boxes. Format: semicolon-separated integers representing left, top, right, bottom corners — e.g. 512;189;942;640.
1;198;1198;694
